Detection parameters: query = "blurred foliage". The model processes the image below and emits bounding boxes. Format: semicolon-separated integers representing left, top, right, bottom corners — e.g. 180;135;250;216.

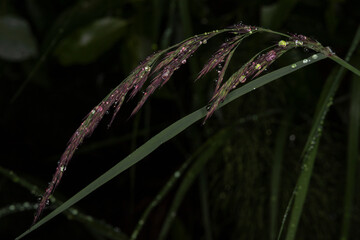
1;0;359;239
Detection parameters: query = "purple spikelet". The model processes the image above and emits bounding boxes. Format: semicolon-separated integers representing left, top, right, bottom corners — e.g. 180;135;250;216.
33;51;163;223
33;31;220;224
203;41;295;122
130;32;218;116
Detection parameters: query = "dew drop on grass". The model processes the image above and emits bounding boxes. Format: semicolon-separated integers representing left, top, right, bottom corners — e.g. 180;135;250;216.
174;171;181;178
289;134;296;141
181;59;187;64
291;64;297;68
45;199;51;206
311;54;318;59
70;208;79;215
278;40;287;47
144;66;151;72
202;39;207;44
302;59;309;64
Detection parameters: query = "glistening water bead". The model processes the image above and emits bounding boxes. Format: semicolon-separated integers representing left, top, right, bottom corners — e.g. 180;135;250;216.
278;40;287;47
291;64;297;68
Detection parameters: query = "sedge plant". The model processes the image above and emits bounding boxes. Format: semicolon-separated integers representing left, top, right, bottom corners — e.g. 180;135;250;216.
13;23;360;240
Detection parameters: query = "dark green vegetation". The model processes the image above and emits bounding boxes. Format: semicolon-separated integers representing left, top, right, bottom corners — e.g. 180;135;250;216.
1;0;360;240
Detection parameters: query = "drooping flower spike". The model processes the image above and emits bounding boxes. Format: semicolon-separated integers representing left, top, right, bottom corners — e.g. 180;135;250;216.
33;23;334;224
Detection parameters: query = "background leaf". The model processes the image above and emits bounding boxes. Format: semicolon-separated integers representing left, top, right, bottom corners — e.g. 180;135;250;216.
54;17;127;65
0;15;38;61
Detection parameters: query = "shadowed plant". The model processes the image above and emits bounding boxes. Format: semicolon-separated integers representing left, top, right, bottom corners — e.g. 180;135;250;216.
16;22;360;240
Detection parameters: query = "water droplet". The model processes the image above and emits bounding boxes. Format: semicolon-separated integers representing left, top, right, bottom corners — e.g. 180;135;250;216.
46;199;51;206
199;41;203;45
70;209;79;215
289;134;296;141
9;205;15;211
278;40;287;47
291;64;297;68
181;59;187;64
91;109;96;114
294;40;303;46
144;66;151;72
311;54;318;59
174;171;181;178
255;64;262;70
206;104;212;111
202;39;207;44
37;196;43;202
60;166;66;172
302;59;309;64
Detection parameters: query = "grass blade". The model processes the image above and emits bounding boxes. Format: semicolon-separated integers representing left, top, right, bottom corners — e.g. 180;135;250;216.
270;112;293;240
284;26;360;240
158;127;231;240
340;71;360;240
15;54;327;239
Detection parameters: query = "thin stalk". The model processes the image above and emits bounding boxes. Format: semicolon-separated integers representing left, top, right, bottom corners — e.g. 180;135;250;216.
130;155;193;240
340;71;360;240
199;170;213;240
270;112;293;240
158;128;231;240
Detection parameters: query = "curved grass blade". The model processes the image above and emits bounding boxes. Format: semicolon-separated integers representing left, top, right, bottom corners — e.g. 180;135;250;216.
16;54;328;240
283;26;360;240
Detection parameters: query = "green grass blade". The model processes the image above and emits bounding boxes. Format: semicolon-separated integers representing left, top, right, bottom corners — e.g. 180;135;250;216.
284;26;360;240
340;71;360;240
329;55;360;77
158;128;231;240
270;112;293;240
15;54;327;240
130;152;193;240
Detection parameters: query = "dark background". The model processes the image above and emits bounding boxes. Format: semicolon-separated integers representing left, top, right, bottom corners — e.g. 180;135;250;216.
1;0;359;239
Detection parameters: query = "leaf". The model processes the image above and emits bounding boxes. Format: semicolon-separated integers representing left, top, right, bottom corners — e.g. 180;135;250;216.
0;15;38;61
54;17;127;65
